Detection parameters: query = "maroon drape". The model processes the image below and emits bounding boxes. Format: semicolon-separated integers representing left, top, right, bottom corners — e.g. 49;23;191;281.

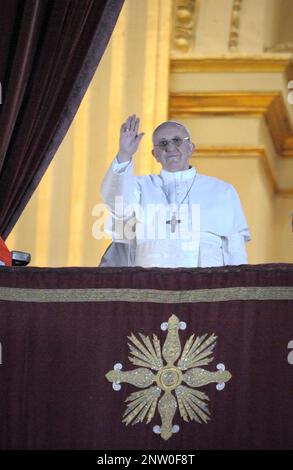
0;264;293;450
0;0;124;239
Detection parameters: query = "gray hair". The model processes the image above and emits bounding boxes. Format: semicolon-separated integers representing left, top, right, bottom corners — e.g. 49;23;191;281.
152;121;191;143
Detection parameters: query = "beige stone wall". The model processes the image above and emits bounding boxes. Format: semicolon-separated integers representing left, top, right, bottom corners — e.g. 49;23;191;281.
170;0;293;263
6;0;293;265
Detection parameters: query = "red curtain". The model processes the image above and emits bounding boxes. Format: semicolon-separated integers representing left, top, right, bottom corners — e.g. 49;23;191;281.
0;237;11;265
0;0;124;239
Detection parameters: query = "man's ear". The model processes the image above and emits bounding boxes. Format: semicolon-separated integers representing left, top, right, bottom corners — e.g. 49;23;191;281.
189;142;195;155
152;149;159;162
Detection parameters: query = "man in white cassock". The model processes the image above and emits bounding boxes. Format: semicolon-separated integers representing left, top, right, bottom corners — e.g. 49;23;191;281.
100;114;251;267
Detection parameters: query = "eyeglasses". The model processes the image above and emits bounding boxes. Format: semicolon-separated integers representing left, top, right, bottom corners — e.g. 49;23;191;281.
154;136;190;150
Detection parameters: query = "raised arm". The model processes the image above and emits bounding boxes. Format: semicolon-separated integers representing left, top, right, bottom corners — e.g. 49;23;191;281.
101;114;144;215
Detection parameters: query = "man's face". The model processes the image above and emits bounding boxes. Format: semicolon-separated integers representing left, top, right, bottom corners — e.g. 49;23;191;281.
152;123;195;172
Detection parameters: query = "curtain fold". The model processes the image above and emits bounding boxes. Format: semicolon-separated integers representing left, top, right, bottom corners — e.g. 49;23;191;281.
0;0;124;239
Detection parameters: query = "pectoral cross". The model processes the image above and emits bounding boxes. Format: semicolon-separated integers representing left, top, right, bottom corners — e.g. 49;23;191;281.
166;212;181;233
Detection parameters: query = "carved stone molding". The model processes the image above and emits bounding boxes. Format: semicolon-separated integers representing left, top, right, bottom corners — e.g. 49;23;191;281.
228;0;243;51
171;0;199;55
170;56;293;77
265;42;293;53
190;146;293;196
169;91;293;158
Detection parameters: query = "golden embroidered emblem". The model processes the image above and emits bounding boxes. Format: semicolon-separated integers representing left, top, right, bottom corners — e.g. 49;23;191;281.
106;314;232;440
